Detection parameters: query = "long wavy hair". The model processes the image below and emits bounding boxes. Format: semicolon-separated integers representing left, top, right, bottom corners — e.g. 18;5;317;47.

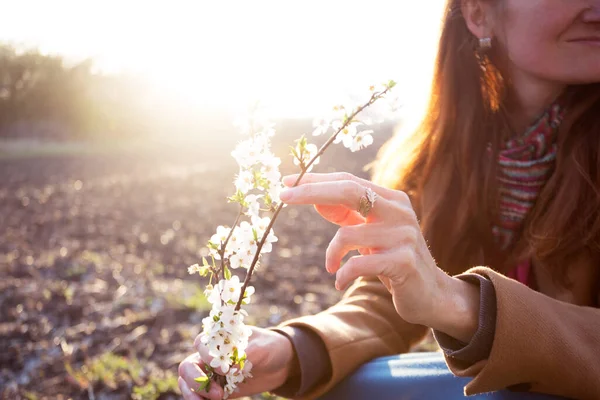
372;0;600;282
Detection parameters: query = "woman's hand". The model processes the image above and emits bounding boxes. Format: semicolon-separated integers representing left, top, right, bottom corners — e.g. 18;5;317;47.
280;172;480;342
178;327;295;399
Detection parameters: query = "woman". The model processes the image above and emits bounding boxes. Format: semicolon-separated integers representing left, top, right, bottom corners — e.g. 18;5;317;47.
179;0;600;398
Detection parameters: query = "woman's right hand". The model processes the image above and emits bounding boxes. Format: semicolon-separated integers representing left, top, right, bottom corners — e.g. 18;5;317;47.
178;326;297;399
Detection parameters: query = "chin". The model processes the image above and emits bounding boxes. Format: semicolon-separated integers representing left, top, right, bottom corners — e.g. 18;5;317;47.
567;76;600;85
550;70;600;85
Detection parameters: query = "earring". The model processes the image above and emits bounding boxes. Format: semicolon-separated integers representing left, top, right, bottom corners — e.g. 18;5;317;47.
479;37;492;50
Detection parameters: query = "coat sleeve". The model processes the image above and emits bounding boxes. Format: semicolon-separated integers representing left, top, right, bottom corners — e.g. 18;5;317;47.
444;266;600;399
276;275;429;400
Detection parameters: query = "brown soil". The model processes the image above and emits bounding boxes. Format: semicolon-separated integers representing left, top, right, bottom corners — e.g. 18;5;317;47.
0;122;435;400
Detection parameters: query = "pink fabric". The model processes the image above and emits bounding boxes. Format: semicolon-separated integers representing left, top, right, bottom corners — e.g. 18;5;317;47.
507;259;534;288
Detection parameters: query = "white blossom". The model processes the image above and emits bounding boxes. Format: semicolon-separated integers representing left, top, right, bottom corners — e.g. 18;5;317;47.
332;120;359;145
188;263;201;275
210;353;232;373
369;83;388;95
226;367;244;386
209;226;234;259
234;170;255;194
243;194;262;219
231;139;268;169
260;155;282;184
237;221;258;249
220;276;244;303
226;226;243;254
250;216;278;253
349;130;374;152
241;360;253;379
312;117;330;137
206;285;222;305
267;181;284;205
210;276;256;305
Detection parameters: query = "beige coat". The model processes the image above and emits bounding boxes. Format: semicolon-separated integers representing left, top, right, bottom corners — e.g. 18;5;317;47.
279;254;600;399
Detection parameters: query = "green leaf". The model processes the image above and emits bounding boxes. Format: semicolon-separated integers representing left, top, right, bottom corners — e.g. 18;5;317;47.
202;257;209;267
224;265;232;280
252;228;259;242
300;135;307;147
297;135;307;153
228;189;247;205
264;193;273;207
194;376;211;392
387;79;397;89
289;145;299;159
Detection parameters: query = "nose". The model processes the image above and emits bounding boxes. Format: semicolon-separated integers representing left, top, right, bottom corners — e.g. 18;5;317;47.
582;5;600;23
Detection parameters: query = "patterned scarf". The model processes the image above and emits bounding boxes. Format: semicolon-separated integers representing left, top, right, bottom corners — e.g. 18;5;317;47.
492;100;565;286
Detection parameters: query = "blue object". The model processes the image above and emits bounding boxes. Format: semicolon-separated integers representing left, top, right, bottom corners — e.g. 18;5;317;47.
319;352;568;400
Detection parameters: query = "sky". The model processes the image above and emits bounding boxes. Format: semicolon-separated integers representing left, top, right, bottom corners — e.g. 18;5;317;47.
0;0;446;118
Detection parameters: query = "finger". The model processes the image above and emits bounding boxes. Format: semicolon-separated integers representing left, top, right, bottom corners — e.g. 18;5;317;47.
314;204;365;226
280;180;395;221
179;377;204;400
326;224;398;274
378;275;392;292
179;354;224;400
335;251;411;291
283;172;409;203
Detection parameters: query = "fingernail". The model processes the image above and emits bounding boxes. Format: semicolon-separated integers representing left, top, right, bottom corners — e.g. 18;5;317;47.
334;280;340;291
280;189;293;201
179;377;193;396
282;174;297;185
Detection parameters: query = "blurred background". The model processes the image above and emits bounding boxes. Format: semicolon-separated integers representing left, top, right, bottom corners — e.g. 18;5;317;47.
0;1;444;399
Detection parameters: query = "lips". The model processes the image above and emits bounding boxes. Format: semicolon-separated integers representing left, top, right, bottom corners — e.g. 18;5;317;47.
568;36;600;45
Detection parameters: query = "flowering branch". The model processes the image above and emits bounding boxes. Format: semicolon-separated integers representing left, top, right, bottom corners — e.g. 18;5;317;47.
187;81;397;398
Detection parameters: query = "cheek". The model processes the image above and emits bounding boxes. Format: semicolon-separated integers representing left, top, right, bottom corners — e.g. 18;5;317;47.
505;31;600;84
499;1;600;84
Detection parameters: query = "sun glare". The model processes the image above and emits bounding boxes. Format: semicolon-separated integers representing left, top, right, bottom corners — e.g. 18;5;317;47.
0;0;446;118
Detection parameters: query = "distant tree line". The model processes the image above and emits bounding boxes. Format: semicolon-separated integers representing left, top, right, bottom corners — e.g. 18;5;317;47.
0;44;168;140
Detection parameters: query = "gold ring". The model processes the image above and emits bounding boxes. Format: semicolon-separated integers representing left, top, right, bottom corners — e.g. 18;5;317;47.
358;187;377;218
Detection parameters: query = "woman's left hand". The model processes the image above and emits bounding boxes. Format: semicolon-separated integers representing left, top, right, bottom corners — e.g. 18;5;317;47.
280;172;480;342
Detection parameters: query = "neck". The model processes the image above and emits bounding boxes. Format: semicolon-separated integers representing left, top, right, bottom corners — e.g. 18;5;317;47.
505;69;566;133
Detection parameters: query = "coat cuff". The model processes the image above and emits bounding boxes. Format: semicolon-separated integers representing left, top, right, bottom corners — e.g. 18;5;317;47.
433;273;497;365
270;326;332;397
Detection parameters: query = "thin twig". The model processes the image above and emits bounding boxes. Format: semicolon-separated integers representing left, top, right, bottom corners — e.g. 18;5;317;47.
219;205;244;278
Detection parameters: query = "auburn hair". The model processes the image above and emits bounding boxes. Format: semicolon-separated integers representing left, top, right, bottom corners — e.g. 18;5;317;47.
372;0;600;282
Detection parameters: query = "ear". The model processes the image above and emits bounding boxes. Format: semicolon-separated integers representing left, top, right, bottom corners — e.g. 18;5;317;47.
461;0;494;39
